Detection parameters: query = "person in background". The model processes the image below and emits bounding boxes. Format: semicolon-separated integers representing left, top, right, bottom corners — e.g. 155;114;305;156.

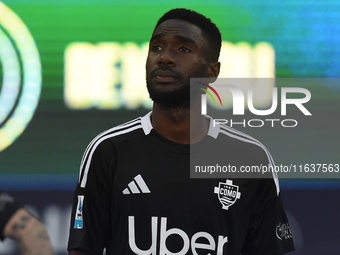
0;191;54;255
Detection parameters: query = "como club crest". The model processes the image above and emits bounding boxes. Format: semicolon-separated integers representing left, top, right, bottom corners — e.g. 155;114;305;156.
214;179;241;210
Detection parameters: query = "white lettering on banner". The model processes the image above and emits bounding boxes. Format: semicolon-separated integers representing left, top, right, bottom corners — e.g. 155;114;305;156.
64;42;152;110
64;42;275;110
128;216;228;255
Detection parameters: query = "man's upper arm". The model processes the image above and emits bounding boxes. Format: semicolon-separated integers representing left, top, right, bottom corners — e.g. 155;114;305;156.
68;139;115;253
242;179;295;254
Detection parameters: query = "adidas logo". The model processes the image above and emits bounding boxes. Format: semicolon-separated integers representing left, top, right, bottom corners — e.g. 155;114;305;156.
122;174;151;194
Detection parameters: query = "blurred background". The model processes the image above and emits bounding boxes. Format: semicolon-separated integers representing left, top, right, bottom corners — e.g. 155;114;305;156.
0;0;339;254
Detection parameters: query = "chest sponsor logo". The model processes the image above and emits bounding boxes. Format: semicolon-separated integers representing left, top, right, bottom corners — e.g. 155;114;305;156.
276;222;293;240
214;179;241;210
128;216;228;255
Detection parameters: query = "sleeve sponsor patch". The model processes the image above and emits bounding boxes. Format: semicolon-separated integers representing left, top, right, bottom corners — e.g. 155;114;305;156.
74;195;84;229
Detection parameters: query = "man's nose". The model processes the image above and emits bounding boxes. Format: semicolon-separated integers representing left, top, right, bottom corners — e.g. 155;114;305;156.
157;49;176;67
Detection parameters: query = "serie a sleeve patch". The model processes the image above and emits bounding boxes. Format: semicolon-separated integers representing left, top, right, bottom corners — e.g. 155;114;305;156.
74;195;84;229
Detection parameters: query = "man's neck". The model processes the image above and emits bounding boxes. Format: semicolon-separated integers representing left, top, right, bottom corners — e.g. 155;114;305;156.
151;103;209;144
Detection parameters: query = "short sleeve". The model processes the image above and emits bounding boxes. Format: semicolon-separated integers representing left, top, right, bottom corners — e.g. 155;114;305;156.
242;179;295;255
0;192;23;241
67;140;115;254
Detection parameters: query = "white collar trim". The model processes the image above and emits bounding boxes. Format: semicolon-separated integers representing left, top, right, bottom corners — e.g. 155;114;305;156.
141;112;219;138
141;111;153;135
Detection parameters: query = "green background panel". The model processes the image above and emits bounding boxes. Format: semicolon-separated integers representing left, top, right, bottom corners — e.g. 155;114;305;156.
0;0;339;179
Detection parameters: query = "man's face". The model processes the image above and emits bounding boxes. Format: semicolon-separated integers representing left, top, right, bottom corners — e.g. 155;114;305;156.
146;19;212;108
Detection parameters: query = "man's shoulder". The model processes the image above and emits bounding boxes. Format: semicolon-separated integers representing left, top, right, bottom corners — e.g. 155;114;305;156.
90;116;148;149
76;114;152;188
214;123;268;153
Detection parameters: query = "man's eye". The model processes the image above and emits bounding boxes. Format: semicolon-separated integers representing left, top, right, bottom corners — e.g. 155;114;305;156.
179;47;191;53
152;45;162;51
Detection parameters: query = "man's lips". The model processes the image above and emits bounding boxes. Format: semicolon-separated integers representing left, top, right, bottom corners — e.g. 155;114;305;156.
152;70;179;83
153;76;179;82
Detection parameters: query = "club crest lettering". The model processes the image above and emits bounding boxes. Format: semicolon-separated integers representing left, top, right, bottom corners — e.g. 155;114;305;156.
214;180;241;210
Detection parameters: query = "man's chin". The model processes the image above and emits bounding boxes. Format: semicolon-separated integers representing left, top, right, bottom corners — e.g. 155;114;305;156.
147;82;189;108
149;93;190;108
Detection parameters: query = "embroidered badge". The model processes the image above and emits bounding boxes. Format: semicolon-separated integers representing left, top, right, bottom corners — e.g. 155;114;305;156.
214;179;241;210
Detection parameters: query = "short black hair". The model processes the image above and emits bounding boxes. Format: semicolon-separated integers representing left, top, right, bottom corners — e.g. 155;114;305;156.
153;8;222;62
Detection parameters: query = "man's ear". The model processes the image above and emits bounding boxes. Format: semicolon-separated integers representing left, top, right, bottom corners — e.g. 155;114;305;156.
208;61;220;82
